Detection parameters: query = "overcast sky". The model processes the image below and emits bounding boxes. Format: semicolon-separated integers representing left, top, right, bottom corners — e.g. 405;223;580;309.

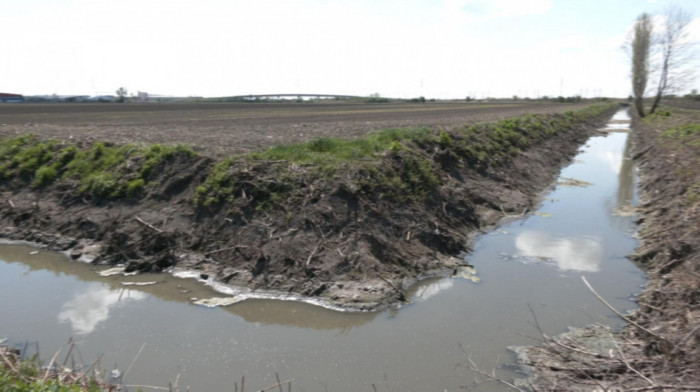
2;0;700;99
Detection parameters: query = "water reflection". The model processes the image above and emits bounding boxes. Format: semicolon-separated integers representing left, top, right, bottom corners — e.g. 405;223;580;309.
599;149;624;174
57;284;147;334
601;108;631;131
617;135;635;208
611;109;631;121
409;278;454;302
515;231;602;272
0;244;375;331
224;299;377;333
602;122;631;131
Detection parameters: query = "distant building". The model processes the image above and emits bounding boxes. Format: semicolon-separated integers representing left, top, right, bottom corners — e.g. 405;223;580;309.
136;91;149;102
0;93;24;103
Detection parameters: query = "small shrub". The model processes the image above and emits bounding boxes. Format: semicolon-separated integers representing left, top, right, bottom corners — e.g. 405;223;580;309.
193;160;235;206
34;165;58;187
126;178;146;196
388;141;403;152
646;108;673;122
439;131;452;149
82;172;118;197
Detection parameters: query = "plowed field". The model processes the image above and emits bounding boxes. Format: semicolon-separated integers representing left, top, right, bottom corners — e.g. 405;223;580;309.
0;101;585;155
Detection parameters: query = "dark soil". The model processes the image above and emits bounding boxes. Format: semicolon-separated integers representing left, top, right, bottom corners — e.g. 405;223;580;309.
514;105;700;390
0;103;615;311
0;101;586;157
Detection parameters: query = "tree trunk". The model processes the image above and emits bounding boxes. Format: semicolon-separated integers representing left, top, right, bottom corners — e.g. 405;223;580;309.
634;97;646;118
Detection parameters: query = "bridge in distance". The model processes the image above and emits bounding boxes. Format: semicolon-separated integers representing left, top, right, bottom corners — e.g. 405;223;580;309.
225;93;365;100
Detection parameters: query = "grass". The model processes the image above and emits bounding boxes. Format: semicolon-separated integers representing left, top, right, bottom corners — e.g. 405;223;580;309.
0;136;196;198
188;127;439;206
193;159;236;206
193;102;617;207
643;107;674;123
0;347;104;392
0;103;617;209
662;123;700;141
248;127;433;167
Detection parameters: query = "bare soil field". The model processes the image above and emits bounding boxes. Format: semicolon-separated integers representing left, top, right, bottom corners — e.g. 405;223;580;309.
0;101;585;155
666;98;700;111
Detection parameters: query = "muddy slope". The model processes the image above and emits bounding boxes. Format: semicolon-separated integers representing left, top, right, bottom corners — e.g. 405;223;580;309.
514;106;700;390
0;104;616;310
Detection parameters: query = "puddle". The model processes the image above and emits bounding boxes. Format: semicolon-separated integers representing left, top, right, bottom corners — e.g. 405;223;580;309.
0;110;644;391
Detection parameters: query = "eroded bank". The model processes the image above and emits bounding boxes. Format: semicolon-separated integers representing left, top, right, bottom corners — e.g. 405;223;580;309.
0;104;617;310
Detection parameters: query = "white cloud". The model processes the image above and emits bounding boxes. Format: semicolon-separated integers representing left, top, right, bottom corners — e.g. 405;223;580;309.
515;231;603;272
57;284;146;335
599;151;624;174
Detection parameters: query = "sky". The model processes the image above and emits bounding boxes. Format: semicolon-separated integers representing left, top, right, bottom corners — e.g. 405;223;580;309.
2;0;700;99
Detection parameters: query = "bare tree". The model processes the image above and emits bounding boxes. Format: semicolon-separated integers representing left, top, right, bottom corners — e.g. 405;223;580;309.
650;7;695;114
116;87;128;103
631;13;653;117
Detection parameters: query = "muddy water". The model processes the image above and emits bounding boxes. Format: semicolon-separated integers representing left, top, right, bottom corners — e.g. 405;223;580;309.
0;110;644;391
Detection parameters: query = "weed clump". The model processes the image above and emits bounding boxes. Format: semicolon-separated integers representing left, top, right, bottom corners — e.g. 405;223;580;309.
0;137;197;199
0;345;114;391
662;123;700;140
33;165;58;187
644;107;674;122
194;159;235;206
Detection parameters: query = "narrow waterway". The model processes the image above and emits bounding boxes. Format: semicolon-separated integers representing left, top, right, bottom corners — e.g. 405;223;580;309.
0;110;645;391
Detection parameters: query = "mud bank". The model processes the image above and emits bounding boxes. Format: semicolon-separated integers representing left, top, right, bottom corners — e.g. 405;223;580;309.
0;104;617;310
514;106;700;390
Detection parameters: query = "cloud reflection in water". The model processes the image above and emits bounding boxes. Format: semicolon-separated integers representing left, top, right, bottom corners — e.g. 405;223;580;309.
57;284;147;335
412;279;454;302
515;231;602;272
599;150;623;175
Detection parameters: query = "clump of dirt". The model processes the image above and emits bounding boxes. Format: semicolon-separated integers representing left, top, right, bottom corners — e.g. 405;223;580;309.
0;104;617;310
514;105;700;390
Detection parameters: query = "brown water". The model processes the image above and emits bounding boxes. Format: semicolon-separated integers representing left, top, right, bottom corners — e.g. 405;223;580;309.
0;110;645;391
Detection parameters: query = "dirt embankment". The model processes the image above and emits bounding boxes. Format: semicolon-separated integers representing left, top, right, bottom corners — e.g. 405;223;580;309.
515;105;700;390
0;104;616;310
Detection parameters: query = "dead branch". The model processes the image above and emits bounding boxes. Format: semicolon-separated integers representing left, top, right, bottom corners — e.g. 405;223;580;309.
581;276;671;345
123;342;146;379
0;347;19;375
609;331;656;387
465;357;525;391
42;344;66;381
378;274;406;301
134;216;163;233
123;385;170;391
305;241;322;266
